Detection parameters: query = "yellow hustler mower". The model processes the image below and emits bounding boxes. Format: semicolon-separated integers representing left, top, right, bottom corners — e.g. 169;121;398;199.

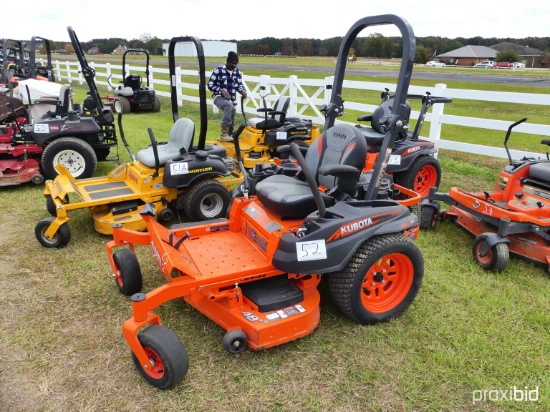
34;36;242;248
214;95;321;169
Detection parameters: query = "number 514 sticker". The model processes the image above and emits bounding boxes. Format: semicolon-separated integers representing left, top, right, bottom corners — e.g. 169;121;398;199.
296;240;327;261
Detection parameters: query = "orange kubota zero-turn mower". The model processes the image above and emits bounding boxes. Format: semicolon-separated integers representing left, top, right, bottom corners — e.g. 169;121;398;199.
422;117;550;272
105;14;424;390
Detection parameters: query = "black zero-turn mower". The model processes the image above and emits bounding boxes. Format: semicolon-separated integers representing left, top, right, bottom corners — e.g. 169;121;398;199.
35;36;242;248
105;14;424;390
357;89;451;198
107;49;161;114
422;117;550;272
0;27;118;184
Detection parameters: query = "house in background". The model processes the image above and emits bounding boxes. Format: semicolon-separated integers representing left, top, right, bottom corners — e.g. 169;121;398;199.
438;43;544;67
489;42;543;67
112;45;126;55
437;45;496;66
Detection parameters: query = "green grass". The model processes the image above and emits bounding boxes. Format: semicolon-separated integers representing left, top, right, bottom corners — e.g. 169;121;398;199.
0;66;548;412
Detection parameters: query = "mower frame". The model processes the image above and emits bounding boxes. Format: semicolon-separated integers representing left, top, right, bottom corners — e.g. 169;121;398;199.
105;14;425;390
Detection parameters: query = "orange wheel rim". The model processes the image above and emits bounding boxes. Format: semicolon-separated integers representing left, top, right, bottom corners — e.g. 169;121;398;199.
360;253;414;313
475;243;492;264
114;267;124;288
414;165;438;197
143;346;165;379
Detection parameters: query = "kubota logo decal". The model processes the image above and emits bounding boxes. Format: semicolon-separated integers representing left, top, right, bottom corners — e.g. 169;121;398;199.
341;218;373;234
327;210;401;241
403;146;422;156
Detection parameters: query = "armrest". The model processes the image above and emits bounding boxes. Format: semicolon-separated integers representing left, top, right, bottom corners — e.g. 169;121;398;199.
276;144;308;156
318;164;360;179
357;114;373;122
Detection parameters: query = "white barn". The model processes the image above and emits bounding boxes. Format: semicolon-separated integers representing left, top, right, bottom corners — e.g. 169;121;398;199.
162;41;237;57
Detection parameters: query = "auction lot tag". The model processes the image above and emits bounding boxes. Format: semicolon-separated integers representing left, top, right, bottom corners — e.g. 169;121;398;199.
296;240;327;261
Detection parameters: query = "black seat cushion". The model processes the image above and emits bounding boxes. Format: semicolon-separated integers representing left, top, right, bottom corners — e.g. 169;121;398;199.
256;124;367;219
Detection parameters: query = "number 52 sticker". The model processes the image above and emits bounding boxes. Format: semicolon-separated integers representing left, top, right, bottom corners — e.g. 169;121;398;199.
296;240;327;261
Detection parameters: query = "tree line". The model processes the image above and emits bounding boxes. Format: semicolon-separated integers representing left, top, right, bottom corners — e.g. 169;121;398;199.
53;33;550;62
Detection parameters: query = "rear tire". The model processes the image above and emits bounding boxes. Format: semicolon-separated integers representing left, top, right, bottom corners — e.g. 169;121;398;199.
41;137;97;180
113;248;142;296
131;325;189;390
328;233;424;324
114;96;131;114
472;233;509;272
35;217;71;248
153;95;161;112
182;179;230;221
394;156;441;198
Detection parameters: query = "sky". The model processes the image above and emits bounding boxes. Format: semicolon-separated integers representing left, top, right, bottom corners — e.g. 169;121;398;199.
3;0;548;43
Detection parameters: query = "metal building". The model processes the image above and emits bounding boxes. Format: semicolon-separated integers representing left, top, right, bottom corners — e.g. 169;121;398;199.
162;41;237;57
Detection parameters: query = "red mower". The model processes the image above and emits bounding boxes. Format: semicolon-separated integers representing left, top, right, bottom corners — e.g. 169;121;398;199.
422;117;550;272
105;14;424;389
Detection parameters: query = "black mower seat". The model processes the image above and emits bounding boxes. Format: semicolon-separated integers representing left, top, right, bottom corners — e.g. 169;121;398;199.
137;118;195;168
256;124;367;218
124;74;142;90
248;96;290;130
528;162;550;183
356;98;411;149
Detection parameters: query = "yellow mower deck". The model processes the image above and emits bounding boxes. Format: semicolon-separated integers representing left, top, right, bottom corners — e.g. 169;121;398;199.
42;162;242;239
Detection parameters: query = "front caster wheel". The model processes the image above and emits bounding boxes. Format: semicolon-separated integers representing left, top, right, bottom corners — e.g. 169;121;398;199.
131;325;189;390
112;248;142;295
34;217;71;248
222;329;248;354
472;233;509;272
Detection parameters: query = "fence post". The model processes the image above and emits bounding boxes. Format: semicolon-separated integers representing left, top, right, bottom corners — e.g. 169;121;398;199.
428;83;448;158
325;76;334;106
54;61;62;82
175;66;183;108
66;61;73;83
148;65;155;90
106;63;112;91
288;75;298;116
259;74;271;101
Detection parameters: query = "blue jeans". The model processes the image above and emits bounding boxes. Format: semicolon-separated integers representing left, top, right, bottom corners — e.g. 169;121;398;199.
213;95;236;129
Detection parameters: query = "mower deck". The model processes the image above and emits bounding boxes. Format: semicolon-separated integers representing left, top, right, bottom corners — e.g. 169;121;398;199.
109;197;322;352
43;161;242;238
442;186;550;267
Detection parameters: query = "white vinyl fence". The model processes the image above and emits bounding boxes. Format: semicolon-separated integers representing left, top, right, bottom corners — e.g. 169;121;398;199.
49;59;550;160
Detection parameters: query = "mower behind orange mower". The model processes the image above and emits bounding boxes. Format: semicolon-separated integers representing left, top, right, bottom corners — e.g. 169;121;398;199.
421;117;550;272
104;14;424;390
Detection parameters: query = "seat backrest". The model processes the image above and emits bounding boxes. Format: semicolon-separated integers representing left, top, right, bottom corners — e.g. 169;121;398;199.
370;98;411;133
305;124;368;195
247;96;290;130
55;85;72;116
124;74;142;90
168;117;195;152
136;118;195;167
271;96;290;123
